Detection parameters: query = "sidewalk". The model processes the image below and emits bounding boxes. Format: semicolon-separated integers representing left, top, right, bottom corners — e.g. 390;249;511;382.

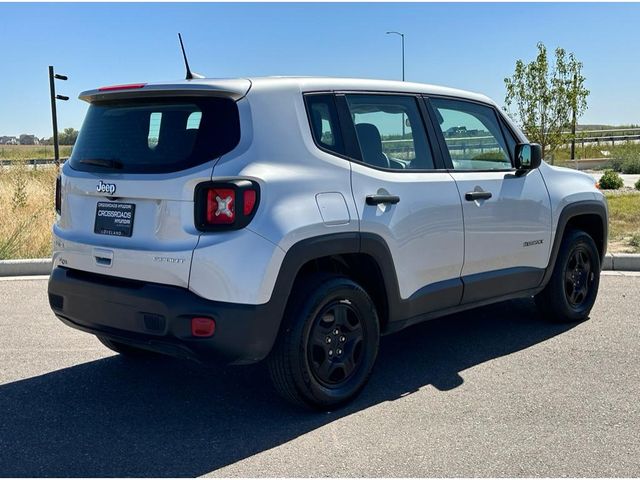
2;254;640;277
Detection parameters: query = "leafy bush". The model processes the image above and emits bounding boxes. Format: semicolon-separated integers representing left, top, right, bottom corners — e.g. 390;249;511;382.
635;178;640;191
611;142;640;173
598;169;624;190
610;157;624;172
622;158;640;174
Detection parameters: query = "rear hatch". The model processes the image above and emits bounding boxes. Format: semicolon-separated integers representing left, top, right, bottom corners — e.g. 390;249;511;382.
54;80;249;287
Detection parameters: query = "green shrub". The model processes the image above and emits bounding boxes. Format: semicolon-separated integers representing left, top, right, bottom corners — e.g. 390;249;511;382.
610;157;624;172
599;169;624;190
622;158;640;174
635;178;640;191
611;142;640;173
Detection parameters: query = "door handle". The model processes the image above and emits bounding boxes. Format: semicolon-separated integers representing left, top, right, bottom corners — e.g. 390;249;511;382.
366;194;400;205
465;191;492;201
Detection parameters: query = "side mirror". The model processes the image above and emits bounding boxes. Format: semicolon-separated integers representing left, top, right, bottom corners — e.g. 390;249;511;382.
515;143;542;171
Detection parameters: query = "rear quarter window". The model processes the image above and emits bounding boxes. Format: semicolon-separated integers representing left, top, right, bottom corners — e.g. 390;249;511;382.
305;94;345;157
69;96;240;173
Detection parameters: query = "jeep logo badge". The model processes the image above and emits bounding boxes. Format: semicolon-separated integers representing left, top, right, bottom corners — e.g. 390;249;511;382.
96;181;116;195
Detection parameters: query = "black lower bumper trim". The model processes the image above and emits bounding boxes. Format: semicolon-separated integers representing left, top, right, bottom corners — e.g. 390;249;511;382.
47;267;282;365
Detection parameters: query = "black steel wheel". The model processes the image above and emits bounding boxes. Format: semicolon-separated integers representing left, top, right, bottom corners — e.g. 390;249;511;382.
307;300;365;387
268;273;380;410
564;245;595;308
536;229;600;323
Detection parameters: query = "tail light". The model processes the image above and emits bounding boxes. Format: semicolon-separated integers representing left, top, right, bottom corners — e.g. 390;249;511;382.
55;175;61;214
195;180;260;231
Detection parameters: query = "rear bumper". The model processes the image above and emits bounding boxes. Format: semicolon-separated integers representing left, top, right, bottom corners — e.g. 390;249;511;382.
47;267;282;365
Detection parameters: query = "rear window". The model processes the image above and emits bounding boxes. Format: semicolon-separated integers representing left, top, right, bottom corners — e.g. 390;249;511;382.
69;97;240;173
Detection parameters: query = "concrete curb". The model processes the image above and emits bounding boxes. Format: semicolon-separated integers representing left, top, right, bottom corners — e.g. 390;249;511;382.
1;253;640;277
607;253;640;272
0;259;52;277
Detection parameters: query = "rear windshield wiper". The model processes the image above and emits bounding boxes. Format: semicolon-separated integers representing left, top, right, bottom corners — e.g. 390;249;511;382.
79;158;124;169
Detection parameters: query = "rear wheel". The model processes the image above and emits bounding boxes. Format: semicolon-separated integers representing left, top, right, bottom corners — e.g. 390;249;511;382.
268;274;380;410
536;229;600;323
97;336;157;358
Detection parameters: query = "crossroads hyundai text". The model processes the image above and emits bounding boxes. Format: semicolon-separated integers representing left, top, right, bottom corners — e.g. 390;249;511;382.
48;77;608;409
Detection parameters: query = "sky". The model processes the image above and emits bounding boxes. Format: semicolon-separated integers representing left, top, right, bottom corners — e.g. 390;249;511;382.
1;2;639;137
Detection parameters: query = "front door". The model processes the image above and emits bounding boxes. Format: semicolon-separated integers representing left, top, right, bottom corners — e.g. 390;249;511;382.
427;97;552;303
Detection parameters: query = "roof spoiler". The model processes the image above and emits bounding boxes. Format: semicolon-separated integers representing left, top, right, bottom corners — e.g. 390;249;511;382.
79;79;251;103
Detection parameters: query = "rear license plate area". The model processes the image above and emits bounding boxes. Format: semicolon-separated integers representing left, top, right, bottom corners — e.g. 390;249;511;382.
94;202;136;237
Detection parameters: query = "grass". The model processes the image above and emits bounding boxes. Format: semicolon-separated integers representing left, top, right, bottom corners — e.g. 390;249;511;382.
0;165;638;259
0;162;57;259
553;141;640;169
0;144;73;162
603;191;640;253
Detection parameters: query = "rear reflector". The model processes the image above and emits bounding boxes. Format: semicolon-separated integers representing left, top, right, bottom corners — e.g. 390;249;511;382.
191;317;216;337
98;83;146;92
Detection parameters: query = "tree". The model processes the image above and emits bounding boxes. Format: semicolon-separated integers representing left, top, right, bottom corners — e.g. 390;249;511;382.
504;42;589;163
58;127;79;145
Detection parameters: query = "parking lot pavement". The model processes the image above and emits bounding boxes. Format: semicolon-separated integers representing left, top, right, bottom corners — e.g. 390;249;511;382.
0;275;639;477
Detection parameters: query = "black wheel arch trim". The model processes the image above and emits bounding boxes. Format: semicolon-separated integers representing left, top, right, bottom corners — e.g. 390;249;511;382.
540;199;608;288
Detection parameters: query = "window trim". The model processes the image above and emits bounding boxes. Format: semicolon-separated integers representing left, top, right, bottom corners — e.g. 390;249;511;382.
424;94;518;173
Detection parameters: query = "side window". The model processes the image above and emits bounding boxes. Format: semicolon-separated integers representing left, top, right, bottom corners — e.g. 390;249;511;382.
345;95;435;170
305;94;345;156
431;98;513;170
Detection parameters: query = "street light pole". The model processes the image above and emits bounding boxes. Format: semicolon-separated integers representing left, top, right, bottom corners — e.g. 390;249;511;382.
386;31;405;81
386;31;406;138
48;66;68;168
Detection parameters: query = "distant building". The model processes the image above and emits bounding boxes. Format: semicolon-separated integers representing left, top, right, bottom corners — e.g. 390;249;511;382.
0;136;19;145
18;134;39;145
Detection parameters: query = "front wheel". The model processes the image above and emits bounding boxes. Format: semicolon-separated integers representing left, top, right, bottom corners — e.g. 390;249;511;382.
536;229;601;323
268;274;380;410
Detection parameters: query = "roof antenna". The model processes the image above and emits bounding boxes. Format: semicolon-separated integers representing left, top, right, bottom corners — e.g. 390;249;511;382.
178;33;204;80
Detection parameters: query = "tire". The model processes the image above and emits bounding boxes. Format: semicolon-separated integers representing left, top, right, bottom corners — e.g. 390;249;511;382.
97;336;157;358
535;229;601;323
268;273;380;410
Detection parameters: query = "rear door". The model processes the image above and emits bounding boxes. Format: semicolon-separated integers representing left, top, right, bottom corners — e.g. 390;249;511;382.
426;96;552;303
336;93;465;316
55;92;242;288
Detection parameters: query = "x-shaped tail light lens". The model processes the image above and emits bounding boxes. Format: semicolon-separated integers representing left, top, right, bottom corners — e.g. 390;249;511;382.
206;188;235;224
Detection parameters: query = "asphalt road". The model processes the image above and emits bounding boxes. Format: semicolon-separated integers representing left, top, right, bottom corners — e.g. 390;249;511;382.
1;273;639;477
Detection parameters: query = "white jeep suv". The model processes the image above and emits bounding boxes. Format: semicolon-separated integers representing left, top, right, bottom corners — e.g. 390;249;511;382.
48;77;608;409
